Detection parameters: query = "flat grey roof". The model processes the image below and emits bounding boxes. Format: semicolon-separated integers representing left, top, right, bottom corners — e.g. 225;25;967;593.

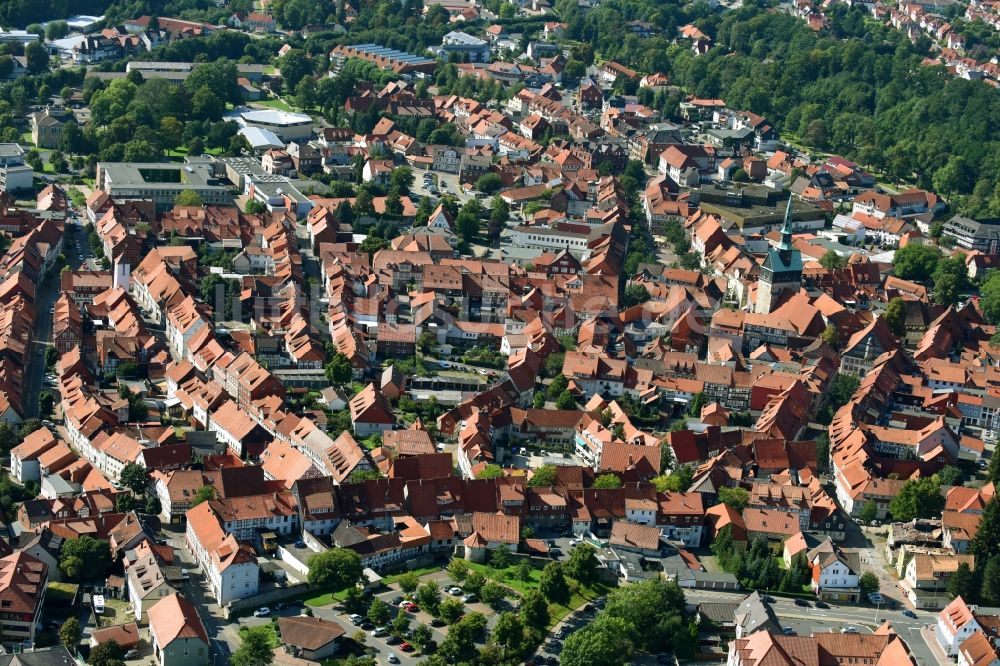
98;161;229;190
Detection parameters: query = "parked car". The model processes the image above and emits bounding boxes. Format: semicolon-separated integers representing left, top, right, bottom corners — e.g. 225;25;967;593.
447;587;463;596
794;599;810;607
430;618;445;627
349;614;364;625
391;596;404;605
399;642;413;652
782;627;796;636
371;627;389;637
387;654;399;664
841;627;859;634
461;594;477;603
294;540;306;548
403;602;419;613
123;649;139;659
253;607;271;617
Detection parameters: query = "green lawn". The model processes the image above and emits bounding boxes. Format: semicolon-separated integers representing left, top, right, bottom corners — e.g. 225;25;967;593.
47;582;79;602
166;146;224;158
256;97;294;112
240;623;280;647
304;587;352;607
465;560;543;596
383;566;440;585
463;560;612;627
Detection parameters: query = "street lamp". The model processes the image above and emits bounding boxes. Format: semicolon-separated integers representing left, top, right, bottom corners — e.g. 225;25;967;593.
874;599;882;625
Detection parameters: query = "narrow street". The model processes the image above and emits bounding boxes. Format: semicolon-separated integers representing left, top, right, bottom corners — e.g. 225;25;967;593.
24;264;60;418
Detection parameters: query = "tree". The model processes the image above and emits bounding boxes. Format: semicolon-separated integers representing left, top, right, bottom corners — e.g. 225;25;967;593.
718;486;750;511
464;570;486;594
547;373;568;398
439;614;479;662
191;485;215;507
561;616;634;666
514;559;533;584
25;41;48;75
566;543;598;585
115;494;136;512
88;640;124;666
59;617;81;648
119;462;148;495
174;191;203;207
278;49;312;90
859;571;879;596
821;324;839;348
556;390;577;410
819;250;847;270
949;562;977;601
359;233;389;255
933;256;970;306
593;473;622;489
893;244;943;282
476;173;503;194
307;548;362;589
983;556;1000;605
972;497;1000;563
532;391;546;408
938;465;964;487
46;21;69;40
492;611;524;656
231;626;274;666
145;495;161;515
416;581;441;615
982;271;1000;325
391;608;410;636
439;597;464;624
50;151;68;173
688;392;706;417
621;283;652;307
476;464;504;480
448;559;469;583
654;465;694;492
731;167;750;183
519;589;548;629
529;464;558;487
39;391;54;416
398;571;420;595
889;475;945;522
60;536;110;581
413;623;433;649
481;581;506;609
325;352;353;385
884;298;907;337
602;579;690;654
859;500;878;525
368;598;391;626
490;544;512;570
539;561;570;604
191;86;224;122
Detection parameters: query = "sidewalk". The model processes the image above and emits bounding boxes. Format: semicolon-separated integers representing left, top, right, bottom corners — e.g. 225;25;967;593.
920;625;954;666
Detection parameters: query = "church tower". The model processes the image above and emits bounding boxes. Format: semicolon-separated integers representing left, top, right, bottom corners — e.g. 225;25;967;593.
754;196;803;314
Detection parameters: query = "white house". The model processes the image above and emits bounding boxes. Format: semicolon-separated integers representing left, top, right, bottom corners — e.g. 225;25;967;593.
185;503;260;607
808;539;860;603
938;596;982;658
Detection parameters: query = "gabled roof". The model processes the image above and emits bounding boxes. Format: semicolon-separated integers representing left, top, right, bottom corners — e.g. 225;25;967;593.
147;593;208;646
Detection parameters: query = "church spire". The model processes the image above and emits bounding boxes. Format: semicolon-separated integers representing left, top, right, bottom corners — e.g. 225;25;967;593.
779;195;794;251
